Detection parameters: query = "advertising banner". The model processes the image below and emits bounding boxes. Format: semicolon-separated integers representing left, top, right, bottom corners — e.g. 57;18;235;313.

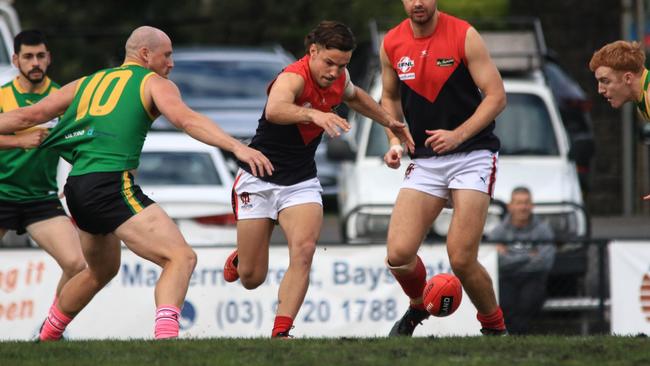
610;241;650;335
0;244;497;340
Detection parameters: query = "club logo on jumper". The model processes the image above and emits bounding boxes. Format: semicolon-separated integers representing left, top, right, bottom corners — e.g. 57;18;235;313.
240;192;252;209
397;56;414;72
180;300;196;330
404;163;415;180
436;58;455;67
397;56;416;80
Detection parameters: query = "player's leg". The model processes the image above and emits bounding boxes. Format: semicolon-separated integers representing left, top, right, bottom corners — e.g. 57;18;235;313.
387;188;446;336
224;169;276;287
26;216;86;296
40;230;121;341
114;203;197;339
230;218;274;289
447;188;506;334
274;203;322;337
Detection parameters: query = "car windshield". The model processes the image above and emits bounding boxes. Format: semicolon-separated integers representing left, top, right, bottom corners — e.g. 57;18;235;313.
364;92;559;157
170;60;284;100
137;152;222;186
495;93;559;156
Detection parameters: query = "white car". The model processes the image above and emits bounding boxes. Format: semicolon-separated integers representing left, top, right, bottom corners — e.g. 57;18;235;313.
330;72;588;243
137;132;236;246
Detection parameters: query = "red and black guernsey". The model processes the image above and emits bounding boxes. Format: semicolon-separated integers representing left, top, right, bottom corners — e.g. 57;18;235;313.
238;55;347;185
383;12;500;158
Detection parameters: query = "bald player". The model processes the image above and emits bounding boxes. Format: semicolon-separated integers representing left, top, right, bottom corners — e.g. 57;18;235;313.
0;26;273;341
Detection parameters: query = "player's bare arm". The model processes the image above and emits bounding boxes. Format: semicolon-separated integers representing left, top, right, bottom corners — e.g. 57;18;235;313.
0;81;77;134
379;44;409;169
343;84;415;152
148;75;274;177
0;128;48;149
424;27;506;154
265;72;350;137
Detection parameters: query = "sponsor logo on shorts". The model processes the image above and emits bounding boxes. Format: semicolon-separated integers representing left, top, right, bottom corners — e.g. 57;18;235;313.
404;163;415;180
240;192;253;209
436;58;455;67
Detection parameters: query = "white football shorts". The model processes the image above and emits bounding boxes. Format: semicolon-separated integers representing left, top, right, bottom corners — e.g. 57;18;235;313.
231;169;323;220
400;149;498;201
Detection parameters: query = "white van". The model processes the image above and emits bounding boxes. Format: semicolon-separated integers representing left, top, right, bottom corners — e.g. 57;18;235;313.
329;70;588;243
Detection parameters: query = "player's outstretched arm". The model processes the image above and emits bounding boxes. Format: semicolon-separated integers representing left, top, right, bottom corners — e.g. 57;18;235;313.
0;81;77;134
344;85;414;152
265;72;350;138
149;75;273;177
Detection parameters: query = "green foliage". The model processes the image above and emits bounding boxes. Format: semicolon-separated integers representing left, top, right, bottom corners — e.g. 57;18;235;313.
1;336;649;366
439;0;509;18
17;0;404;83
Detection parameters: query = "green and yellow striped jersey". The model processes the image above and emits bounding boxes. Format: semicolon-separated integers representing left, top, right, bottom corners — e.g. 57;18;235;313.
0;77;60;202
42;63;156;176
636;69;650;121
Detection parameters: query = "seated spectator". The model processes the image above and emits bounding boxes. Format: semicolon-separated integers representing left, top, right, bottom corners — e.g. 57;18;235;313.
487;186;556;334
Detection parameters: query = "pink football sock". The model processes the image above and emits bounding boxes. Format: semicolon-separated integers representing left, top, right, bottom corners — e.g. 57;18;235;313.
39;301;73;341
155;305;181;339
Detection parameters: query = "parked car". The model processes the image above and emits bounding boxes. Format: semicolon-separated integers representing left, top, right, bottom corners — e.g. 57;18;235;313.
477;19;596;195
137;132;237;246
151;46;341;202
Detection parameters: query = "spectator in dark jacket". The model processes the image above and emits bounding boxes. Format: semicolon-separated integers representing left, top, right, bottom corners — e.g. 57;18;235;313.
487;186;555;334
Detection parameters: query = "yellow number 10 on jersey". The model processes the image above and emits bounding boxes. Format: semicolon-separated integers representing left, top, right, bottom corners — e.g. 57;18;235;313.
75;70;133;121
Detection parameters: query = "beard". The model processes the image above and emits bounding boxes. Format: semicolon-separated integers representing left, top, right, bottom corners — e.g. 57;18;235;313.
21;68;45;84
410;8;435;25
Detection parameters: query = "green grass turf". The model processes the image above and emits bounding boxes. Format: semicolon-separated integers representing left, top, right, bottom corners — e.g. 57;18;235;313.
0;336;648;366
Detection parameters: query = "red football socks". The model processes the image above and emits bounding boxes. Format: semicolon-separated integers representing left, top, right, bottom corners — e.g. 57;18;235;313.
389;255;427;301
272;315;294;337
39;301;73;341
477;306;506;330
155;305;181;339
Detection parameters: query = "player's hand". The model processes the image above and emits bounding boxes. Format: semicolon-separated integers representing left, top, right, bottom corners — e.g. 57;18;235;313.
17;129;49;149
233;144;274;177
312;110;350;138
424;129;462;154
644;193;650;200
387;119;415;153
383;144;403;169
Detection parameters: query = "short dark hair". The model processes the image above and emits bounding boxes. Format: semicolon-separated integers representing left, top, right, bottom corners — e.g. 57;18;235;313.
304;21;356;53
511;186;531;197
14;29;48;54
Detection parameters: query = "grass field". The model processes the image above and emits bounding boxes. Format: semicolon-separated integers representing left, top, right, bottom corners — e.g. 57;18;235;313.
0;336;648;366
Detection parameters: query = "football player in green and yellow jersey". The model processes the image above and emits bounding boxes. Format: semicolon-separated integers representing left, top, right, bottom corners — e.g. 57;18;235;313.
0;26;273;341
0;30;85;322
590;40;650;199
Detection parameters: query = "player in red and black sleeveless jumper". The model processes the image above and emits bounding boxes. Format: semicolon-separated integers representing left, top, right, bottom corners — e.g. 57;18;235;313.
380;1;508;336
223;21;413;338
